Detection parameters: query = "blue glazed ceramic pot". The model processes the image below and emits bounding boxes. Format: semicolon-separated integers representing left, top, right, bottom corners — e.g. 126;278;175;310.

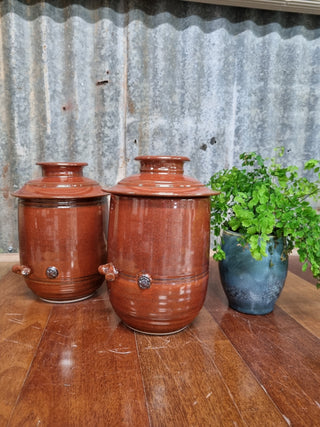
219;230;288;315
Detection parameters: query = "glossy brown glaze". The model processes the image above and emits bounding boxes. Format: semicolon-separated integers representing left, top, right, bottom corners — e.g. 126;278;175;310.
12;163;108;302
108;155;215;197
100;156;218;334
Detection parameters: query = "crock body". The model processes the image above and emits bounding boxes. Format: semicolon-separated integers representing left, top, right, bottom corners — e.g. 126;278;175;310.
13;163;108;302
100;156;217;334
107;195;211;334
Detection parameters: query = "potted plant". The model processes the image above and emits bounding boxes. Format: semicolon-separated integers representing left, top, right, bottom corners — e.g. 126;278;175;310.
208;147;320;314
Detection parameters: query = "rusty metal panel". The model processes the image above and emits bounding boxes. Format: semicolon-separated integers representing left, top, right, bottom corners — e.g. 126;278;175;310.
1;0;320;251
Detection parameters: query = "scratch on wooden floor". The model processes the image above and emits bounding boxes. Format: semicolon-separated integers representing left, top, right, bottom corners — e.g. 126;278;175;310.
145;337;171;350
6;312;23;316
6;313;25;324
54;331;70;339
31;324;42;330
4;338;33;348
242;317;253;334
108;348;132;354
282;414;292;425
260;384;268;394
8;318;24;325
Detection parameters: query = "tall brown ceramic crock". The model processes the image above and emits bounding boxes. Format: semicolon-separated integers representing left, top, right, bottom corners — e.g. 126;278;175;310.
99;156;218;334
12;162;108;303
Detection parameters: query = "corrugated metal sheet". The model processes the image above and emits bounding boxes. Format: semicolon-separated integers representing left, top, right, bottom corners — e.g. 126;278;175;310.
183;0;320;16
1;0;320;251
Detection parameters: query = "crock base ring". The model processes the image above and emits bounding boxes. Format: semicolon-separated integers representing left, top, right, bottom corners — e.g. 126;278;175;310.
39;292;96;304
123;323;189;336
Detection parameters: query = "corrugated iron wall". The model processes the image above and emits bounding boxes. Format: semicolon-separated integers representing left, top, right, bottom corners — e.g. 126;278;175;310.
0;0;320;252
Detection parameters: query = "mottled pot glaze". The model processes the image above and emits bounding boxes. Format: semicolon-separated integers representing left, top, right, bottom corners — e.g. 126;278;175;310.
99;156;218;334
219;230;288;315
12;163;108;303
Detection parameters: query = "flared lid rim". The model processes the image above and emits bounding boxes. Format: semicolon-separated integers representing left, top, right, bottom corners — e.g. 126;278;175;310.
36;162;88;167
12;163;105;199
134;156;190;162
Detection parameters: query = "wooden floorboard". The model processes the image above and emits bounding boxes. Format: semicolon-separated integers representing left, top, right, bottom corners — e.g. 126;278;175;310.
136;321;248;426
8;290;149;426
188;309;286;425
0;256;319;426
206;261;320;426
0;266;52;425
277;271;320;338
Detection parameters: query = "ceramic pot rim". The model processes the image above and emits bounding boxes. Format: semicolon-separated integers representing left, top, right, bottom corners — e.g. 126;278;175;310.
134;156;190;162
36;162;88;167
223;229;280;241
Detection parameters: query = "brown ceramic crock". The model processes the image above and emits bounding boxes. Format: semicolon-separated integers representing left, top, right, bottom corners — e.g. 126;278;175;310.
99;156;218;334
12;162;108;303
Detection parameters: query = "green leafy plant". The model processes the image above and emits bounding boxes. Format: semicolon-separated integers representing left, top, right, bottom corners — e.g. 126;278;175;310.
208;148;320;287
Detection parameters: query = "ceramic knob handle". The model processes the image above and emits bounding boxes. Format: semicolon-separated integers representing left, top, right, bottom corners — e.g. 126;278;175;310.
46;266;59;279
98;263;118;281
12;264;32;277
137;273;152;290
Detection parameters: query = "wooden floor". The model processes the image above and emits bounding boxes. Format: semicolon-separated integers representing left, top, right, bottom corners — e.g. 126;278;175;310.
0;254;319;426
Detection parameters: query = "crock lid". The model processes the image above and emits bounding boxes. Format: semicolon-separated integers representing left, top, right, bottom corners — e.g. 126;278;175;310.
105;156;218;197
12;162;106;199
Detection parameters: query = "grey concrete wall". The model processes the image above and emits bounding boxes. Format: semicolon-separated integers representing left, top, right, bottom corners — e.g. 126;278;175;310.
1;0;320;251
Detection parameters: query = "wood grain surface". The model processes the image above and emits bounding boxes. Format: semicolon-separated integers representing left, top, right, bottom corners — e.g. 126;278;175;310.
0;256;319;426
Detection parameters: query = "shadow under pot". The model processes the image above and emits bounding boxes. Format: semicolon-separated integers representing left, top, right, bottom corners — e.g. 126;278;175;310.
99;156;218;335
12;162;108;303
219;230;288;315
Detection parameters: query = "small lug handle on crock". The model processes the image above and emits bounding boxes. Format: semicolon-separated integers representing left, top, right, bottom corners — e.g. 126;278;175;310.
98;263;119;281
12;264;32;277
137;273;152;290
